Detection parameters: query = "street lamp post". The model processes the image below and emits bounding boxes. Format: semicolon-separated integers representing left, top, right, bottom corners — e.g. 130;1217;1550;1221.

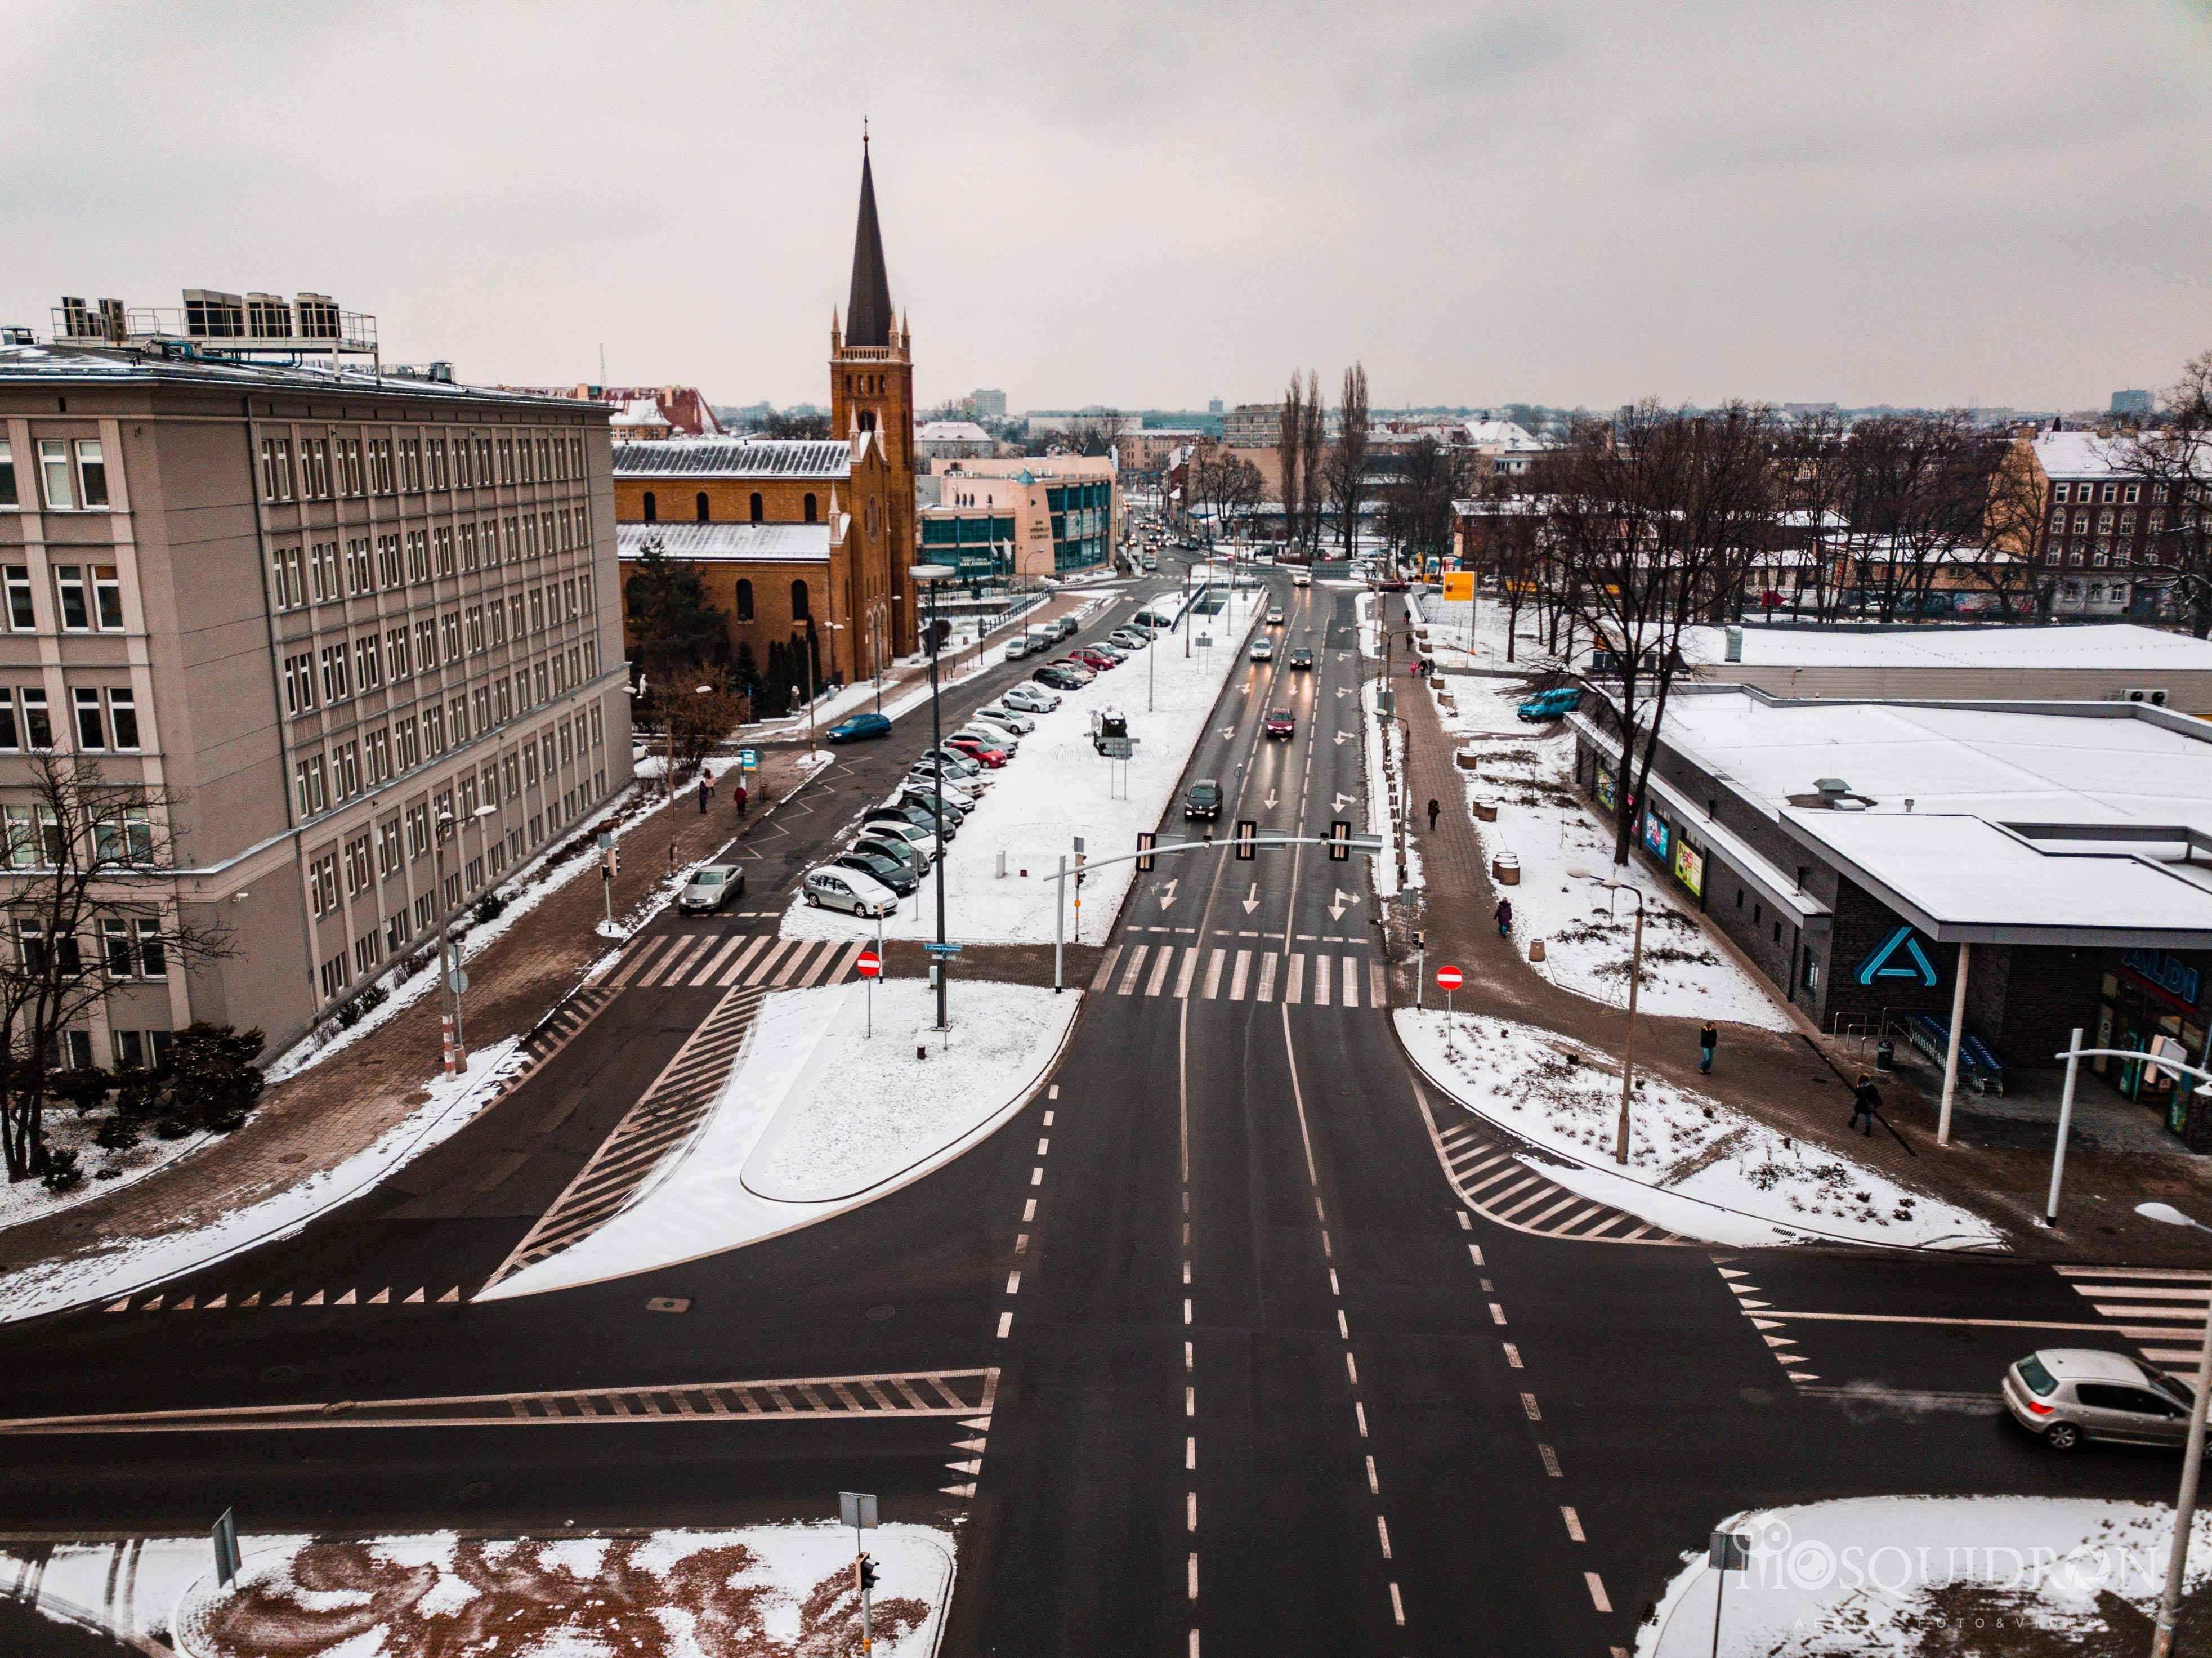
2133;1199;2212;1658
1566;864;1646;1164
432;803;500;1075
913;562;957;1031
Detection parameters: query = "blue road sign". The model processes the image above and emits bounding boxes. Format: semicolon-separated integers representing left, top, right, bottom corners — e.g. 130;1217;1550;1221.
923;942;964;957
738;749;759;772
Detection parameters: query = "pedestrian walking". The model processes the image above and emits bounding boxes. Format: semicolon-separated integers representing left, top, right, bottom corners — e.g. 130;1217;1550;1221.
1849;1074;1882;1136
1495;897;1514;937
733;780;748;818
698;776;711;814
1427;797;1441;832
1699;1021;1717;1074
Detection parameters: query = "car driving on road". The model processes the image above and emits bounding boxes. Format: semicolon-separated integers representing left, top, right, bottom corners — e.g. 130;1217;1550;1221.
1287;647;1314;671
1266;607;1285;626
825;712;892;744
1264;708;1295;738
677;864;744;913
1249;638;1273;662
2004;1348;2202;1452
1183;778;1222;820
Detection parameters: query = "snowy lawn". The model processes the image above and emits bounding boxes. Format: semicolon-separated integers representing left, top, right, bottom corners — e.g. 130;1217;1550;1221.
1398;1010;2000;1250
0;1039;525;1324
781;586;1262;945
484;977;1074;1299
0;1109;209;1234
1411;587;1578;669
1436;673;1796;1031
6;1522;953;1658
1637;1496;2210;1656
1361;677;1420;899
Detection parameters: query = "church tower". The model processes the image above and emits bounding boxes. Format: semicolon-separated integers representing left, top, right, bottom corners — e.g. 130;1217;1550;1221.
831;134;917;658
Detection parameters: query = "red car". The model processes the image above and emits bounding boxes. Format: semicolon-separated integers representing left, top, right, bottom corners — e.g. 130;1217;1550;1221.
945;735;1008;768
1264;708;1296;739
1072;647;1118;671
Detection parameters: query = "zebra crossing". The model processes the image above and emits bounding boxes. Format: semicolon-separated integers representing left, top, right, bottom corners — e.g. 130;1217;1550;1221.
1089;941;1389;1008
106;1286;464;1313
596;931;869;994
2053;1264;2211;1372
481;981;772;1289
1428;1113;1686;1245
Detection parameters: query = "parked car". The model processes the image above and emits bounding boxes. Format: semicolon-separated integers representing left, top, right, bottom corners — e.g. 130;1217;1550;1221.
945;735;1008;768
919;744;986;776
869;802;949;843
1004;635;1034;661
1004;683;1062;712
1266;607;1285;626
973;705;1037;735
1109;628;1150;650
1264;708;1295;738
1183;778;1223;820
837;847;917;897
1518;687;1583;722
803;865;897;918
1249;638;1274;662
907;771;981;811
1034;665;1087;691
825;711;892;744
1073;647;1120;671
2003;1349;2202;1453
892;784;967;826
677;864;744;913
1288;647;1315;671
859;819;937;865
954;723;1018;755
1052;615;1080;640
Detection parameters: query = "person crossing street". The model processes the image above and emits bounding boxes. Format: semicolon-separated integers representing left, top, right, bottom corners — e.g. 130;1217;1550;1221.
1699;1021;1717;1074
1850;1073;1883;1136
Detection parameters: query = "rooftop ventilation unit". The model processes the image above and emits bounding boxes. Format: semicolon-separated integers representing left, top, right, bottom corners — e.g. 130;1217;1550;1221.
245;293;293;337
183;290;244;338
1814;777;1850;799
295;293;339;339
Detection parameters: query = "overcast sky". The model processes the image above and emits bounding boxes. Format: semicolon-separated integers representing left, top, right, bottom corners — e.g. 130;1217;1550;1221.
4;2;2207;415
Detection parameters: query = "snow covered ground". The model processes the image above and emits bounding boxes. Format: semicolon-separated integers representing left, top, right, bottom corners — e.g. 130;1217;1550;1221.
1435;672;1796;1031
781;586;1263;946
0;1039;525;1324
5;1521;953;1658
1637;1496;2210;1655
0;1110;209;1232
484;977;1074;1298
1411;587;1579;669
1361;676;1420;899
1398;1010;2000;1249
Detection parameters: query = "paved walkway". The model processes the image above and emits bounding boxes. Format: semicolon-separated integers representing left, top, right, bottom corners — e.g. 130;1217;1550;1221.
1379;618;2212;1266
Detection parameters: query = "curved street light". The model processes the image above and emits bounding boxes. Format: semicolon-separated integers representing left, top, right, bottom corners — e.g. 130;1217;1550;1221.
1566;863;1646;1164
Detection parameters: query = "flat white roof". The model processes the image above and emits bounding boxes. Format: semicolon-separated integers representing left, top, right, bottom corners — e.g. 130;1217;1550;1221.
615;522;830;564
1678;622;2212;673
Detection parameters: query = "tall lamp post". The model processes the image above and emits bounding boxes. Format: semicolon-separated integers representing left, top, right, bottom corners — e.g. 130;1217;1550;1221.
432;803;499;1074
2134;1200;2212;1658
912;562;957;1031
1566;864;1646;1165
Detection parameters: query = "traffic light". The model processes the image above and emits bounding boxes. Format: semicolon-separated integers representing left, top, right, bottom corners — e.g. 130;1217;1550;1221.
855;1553;879;1593
1328;820;1351;862
923;618;952;656
1234;819;1257;861
1136;830;1156;872
604;844;620;879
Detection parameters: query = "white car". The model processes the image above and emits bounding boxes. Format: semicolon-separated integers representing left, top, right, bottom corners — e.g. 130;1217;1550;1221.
803;864;897;918
1249;638;1274;661
973;705;1037;735
863;820;939;866
1292;570;1312;588
908;772;981;812
1003;685;1060;713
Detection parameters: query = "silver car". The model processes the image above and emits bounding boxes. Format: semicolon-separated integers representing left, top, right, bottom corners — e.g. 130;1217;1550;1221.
973;705;1037;736
1002;685;1061;713
677;864;744;913
2004;1348;2202;1453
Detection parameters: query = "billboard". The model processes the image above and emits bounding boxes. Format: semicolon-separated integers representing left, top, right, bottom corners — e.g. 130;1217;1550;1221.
1672;838;1705;897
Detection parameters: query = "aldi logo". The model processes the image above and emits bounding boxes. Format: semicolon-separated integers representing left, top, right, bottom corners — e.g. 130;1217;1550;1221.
1856;924;1939;987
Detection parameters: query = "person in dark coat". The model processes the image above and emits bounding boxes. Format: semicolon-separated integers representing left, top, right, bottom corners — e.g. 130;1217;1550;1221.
1850;1074;1882;1136
1495;897;1514;937
1699;1022;1717;1074
733;780;748;818
698;776;712;814
1427;797;1441;832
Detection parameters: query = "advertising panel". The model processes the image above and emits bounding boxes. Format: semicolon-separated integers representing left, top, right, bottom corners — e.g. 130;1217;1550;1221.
1672;837;1705;897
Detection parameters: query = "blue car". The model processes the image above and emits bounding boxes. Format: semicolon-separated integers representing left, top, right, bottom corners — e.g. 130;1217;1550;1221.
825;712;892;744
1517;687;1582;722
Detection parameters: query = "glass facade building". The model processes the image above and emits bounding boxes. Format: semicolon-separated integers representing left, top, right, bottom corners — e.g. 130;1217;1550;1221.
1048;480;1111;573
920;512;1017;583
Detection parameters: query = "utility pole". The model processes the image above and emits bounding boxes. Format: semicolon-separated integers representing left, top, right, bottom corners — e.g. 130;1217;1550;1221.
914;563;955;1031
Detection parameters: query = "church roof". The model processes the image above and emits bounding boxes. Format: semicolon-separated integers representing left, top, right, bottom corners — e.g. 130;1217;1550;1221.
616;522;833;565
612;437;851;480
846;143;895;348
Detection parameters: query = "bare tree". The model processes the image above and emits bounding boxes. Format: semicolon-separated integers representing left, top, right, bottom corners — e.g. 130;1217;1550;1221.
1772;410;1849;622
2121;350;2212;636
1276;374;1305;549
1299;369;1326;555
1835;413;2007;623
1546;404;1778;869
1221;450;1264;538
1393;435;1469;568
1324;363;1371;563
0;752;234;1182
1057;411;1123;459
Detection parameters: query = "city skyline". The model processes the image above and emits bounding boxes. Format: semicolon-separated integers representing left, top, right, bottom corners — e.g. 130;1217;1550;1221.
5;3;2207;413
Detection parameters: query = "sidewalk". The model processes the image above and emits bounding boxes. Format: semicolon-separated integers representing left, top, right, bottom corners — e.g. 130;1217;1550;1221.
0;744;828;1293
1383;624;2212;1265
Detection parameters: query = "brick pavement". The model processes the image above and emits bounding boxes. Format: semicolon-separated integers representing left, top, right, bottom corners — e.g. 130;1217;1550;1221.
1382;627;2212;1264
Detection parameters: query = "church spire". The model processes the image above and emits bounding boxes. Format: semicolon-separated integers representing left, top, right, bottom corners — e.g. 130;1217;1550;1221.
845;135;895;350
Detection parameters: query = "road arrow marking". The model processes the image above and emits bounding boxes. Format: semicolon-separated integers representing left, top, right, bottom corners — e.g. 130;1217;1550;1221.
1158;879;1179;910
1333;730;1353;746
1221;727;1237;739
1242;883;1260;915
1336;685;1354;698
1263;789;1279;810
1329;887;1362;920
1333;792;1356;812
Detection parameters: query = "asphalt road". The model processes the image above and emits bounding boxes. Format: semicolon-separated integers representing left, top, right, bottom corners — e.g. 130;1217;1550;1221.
0;549;2187;1657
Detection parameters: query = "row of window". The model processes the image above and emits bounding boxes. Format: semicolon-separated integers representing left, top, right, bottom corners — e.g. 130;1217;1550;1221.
638;490;819;525
294;698;610;826
1;804;152;869
2041;539;2169;569
0;685;140;753
258;430;586;505
278;579;596;714
0;439;109;512
34;1028;176;1072
625;574;806;625
0;563;126;636
270;511;591;611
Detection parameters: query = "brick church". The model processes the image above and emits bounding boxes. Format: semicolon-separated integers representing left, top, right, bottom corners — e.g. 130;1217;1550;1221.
615;139;918;688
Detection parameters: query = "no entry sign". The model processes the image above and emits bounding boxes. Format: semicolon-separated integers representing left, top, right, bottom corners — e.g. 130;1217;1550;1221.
1435;966;1464;991
855;950;883;980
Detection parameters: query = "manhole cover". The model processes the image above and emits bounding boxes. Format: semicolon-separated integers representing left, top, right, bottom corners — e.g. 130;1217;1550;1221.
866;1304;897;1322
278;1152;307;1164
645;1296;691;1314
261;1364;300;1384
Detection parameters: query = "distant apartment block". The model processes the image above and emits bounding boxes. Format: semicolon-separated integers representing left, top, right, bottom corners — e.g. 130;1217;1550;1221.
972;388;1007;419
2111;388;2155;417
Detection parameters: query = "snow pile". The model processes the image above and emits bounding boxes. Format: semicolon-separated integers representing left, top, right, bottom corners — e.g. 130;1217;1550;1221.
0;1039;525;1324
484;979;1071;1298
1436;674;1794;1031
1360;676;1422;898
782;586;1261;945
8;1522;953;1658
1637;1497;2211;1656
1398;1011;1999;1249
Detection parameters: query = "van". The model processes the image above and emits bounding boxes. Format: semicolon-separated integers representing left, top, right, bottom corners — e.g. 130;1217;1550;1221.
1052;615;1079;640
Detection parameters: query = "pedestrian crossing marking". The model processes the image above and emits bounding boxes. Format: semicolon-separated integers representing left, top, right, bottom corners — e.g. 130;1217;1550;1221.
1230;949;1251;1001
1173;947;1199;998
1422;1112;1686;1246
1202;949;1226;1000
1089;945;1122;991
1256;953;1277;1002
1288;954;1306;1003
1119;945;1150;996
695;935;749;983
2055;1264;2209;1370
1146;947;1176;997
596;932;875;995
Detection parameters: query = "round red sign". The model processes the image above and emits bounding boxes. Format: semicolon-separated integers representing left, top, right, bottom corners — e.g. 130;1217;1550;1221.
1435;966;1464;990
855;950;883;980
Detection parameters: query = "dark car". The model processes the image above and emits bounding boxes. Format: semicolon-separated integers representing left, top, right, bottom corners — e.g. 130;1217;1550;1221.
895;784;967;826
1184;778;1223;820
825;711;892;744
1379;576;1409;592
1288;647;1314;671
1264;708;1295;738
1034;665;1087;690
852;833;923;878
835;848;917;897
868;802;949;839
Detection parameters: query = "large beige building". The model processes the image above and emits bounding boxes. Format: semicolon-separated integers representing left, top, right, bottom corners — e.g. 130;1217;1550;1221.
0;345;631;1061
922;455;1120;584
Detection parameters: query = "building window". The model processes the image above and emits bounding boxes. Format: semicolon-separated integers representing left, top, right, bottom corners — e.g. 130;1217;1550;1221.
73;687;105;750
750;491;763;523
20;689;51;749
643;490;657;522
109;688;138;750
4;566;33;629
803;493;817;524
791;580;810;621
70;439;108;508
0;439;16;510
696;491;710;522
735;578;754;622
37;440;74;509
91;566;122;630
53;565;88;631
